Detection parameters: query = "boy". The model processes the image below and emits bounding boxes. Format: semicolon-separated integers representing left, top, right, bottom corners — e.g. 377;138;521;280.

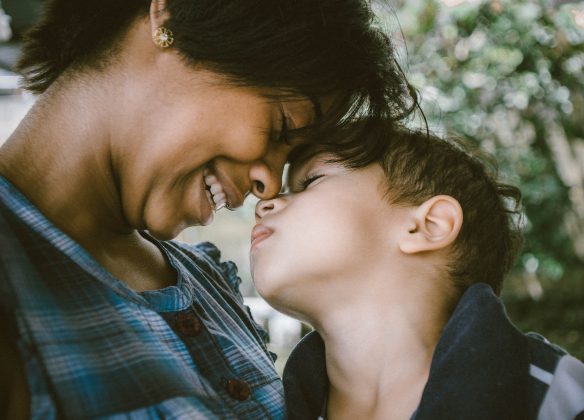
250;120;584;419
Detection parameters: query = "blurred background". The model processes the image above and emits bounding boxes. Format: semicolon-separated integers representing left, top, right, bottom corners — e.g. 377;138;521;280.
1;0;582;368
391;0;584;360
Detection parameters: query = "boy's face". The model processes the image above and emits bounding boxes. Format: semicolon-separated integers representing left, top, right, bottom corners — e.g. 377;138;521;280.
250;154;409;318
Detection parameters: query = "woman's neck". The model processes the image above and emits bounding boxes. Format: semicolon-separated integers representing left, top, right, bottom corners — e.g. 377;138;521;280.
315;275;453;420
0;74;128;240
0;74;176;291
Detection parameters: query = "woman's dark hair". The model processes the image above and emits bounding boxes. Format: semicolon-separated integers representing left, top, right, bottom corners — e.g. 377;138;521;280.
290;120;523;295
17;0;417;128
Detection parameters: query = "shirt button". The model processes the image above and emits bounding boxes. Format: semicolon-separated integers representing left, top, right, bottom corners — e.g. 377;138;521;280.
225;378;251;401
175;311;202;337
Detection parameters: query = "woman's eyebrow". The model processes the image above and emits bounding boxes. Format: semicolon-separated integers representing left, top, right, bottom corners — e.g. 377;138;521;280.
311;97;323;119
284;97;322;138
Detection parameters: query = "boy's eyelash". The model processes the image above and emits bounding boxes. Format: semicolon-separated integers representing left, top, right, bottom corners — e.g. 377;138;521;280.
299;173;324;190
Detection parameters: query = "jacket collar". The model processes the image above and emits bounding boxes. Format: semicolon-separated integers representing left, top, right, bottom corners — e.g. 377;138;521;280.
283;283;530;419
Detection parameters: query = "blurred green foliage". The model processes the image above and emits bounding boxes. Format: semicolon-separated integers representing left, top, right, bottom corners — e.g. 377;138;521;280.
391;0;584;356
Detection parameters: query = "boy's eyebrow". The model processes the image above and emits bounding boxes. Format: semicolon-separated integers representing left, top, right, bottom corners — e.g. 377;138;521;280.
285;164;302;191
286;159;313;191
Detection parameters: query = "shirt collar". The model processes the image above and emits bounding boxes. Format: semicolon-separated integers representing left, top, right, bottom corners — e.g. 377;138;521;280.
0;176;193;311
283;283;530;419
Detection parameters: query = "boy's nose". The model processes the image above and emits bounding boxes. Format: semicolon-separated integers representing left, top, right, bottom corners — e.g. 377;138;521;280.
255;197;285;222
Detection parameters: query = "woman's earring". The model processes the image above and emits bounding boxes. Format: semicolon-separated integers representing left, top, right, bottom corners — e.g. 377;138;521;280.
153;27;174;48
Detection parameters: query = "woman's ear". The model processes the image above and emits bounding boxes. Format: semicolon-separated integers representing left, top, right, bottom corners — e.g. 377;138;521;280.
399;195;463;254
150;0;170;33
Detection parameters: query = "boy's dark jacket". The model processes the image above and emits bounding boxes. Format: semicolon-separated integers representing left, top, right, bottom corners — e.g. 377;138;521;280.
283;283;584;420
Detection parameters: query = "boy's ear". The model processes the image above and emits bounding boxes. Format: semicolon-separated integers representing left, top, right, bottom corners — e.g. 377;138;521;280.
150;0;170;32
398;195;463;255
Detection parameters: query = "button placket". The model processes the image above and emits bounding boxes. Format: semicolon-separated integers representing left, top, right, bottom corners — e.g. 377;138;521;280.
174;310;203;337
224;378;251;401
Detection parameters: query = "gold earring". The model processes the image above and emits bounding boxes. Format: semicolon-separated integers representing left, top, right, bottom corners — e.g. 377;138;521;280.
153;27;174;48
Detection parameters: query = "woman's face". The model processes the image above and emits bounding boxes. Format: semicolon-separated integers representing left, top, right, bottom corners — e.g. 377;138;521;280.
250;154;407;318
114;56;316;240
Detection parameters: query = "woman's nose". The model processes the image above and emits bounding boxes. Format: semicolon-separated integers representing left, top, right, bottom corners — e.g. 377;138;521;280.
249;146;289;200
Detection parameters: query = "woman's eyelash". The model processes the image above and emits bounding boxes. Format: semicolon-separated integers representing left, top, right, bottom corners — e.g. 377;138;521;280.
299;173;324;190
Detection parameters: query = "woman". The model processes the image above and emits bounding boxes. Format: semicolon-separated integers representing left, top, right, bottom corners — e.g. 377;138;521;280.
0;0;415;417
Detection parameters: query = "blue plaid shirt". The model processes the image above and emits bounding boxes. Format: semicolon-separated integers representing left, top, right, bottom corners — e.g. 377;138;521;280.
0;177;285;419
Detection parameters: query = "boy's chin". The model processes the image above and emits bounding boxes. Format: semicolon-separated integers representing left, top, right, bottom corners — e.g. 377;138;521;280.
254;285;310;322
254;280;287;307
252;269;317;318
251;269;282;298
253;280;281;306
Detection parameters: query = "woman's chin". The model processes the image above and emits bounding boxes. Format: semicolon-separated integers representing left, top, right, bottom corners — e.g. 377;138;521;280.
146;220;187;241
200;211;215;226
147;229;176;241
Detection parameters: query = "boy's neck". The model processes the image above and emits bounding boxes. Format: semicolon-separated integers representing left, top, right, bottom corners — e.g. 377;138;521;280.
314;269;455;420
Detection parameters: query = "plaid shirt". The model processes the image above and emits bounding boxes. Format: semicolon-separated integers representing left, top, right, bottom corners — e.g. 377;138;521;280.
0;177;284;419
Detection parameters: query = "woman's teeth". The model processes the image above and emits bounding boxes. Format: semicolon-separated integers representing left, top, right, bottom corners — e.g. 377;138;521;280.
204;173;227;211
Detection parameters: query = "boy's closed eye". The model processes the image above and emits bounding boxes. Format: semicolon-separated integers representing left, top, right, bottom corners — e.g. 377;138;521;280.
287;153;338;193
293;173;325;192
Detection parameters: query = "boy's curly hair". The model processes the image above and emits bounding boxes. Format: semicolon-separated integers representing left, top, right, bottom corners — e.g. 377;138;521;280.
290;119;523;295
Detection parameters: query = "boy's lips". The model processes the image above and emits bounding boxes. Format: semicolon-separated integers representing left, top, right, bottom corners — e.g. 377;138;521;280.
251;224;274;249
